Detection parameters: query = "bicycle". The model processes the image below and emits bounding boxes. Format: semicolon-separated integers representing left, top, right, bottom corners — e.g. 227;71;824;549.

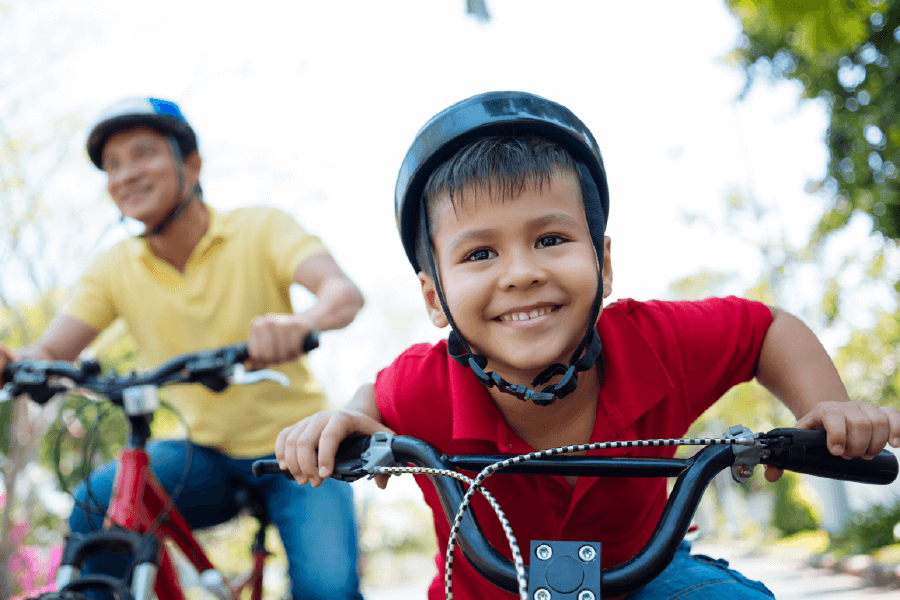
2;334;317;600
254;425;899;600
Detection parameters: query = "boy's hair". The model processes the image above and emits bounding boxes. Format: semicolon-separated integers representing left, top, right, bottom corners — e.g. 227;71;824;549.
415;134;579;277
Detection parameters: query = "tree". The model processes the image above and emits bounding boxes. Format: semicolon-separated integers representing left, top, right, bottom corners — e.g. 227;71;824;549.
0;0;124;593
726;0;900;242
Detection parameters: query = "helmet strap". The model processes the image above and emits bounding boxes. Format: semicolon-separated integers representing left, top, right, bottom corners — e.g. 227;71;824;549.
140;136;201;238
424;162;606;406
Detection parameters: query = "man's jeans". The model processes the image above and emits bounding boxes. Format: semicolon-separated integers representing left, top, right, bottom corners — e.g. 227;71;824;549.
68;440;364;600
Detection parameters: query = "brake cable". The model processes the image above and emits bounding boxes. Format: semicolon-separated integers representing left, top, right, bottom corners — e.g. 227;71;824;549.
362;431;759;600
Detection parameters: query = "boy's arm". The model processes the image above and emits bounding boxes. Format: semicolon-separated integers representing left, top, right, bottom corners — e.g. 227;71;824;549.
274;383;393;488
756;306;900;480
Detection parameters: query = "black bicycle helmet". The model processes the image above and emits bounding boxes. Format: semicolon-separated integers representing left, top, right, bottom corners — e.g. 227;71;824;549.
395;91;610;405
86;98;198;169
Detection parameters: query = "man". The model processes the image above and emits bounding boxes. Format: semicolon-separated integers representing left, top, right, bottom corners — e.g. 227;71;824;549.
1;98;366;599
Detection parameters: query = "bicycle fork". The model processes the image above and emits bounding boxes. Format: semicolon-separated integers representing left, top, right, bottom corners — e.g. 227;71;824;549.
54;528;162;600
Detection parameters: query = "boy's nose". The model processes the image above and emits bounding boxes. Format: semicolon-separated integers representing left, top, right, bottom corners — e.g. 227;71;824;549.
498;249;546;289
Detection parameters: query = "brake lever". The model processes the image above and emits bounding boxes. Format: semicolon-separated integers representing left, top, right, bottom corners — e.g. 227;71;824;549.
229;364;290;387
756;427;828;449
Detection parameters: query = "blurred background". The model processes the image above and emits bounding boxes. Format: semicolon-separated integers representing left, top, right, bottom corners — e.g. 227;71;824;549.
2;0;900;597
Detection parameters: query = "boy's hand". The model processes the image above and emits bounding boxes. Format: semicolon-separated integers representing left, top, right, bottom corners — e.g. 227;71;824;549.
275;408;394;489
764;401;900;482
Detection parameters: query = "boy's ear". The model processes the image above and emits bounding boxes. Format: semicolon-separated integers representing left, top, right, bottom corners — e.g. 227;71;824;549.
418;272;450;328
601;236;613;299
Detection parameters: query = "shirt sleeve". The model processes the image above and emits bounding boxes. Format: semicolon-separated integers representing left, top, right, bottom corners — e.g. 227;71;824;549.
60;251;119;332
657;296;773;426
374;343;444;437
262;209;329;285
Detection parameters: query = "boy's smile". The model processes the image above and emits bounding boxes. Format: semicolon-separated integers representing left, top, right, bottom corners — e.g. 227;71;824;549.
421;169;612;385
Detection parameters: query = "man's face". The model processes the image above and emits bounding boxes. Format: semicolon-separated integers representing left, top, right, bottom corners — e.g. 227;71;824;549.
420;170;611;384
101;126;187;227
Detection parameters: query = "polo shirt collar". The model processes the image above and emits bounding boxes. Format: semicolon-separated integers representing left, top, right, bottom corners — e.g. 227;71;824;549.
447;308;674;446
134;204;233;267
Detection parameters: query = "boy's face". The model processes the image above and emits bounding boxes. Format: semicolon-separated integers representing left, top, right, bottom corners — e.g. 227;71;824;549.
420;170;612;383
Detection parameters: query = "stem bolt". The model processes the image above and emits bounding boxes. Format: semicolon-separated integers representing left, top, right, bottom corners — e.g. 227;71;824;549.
534;588;552;600
535;544;552;560
578;592;596;600
578;545;596;562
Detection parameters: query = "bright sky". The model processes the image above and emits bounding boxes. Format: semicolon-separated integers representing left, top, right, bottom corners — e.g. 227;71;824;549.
7;0;859;400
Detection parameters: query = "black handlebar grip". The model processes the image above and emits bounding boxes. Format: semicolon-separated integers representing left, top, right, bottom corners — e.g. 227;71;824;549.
251;435;373;482
228;332;316;365
768;445;899;485
302;331;320;354
229;343;251;363
252;459;294;480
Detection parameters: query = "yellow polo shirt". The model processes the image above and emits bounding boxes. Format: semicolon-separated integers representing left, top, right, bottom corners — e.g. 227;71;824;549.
64;206;328;457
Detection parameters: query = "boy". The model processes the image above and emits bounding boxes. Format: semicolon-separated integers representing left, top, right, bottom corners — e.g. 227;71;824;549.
275;91;900;599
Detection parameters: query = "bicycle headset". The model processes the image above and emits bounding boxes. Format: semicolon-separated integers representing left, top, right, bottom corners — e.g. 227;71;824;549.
394;91;610;406
86;97;201;237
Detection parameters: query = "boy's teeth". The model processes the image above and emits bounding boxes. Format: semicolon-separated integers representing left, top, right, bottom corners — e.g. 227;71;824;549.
503;307;551;321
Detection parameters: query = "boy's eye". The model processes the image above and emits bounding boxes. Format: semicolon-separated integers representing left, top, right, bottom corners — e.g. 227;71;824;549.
465;248;497;262
537;235;566;248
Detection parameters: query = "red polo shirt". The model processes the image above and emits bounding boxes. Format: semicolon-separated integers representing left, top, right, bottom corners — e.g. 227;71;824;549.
375;297;773;600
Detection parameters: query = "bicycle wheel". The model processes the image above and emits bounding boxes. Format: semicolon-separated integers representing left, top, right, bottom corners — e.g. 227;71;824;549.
24;593;93;600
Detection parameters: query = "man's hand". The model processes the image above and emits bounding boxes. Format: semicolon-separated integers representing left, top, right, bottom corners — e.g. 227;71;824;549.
765;401;900;482
275;408;393;489
247;313;317;371
0;344;19;386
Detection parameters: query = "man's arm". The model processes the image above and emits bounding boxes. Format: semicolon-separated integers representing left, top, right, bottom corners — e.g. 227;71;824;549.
0;315;99;384
756;306;900;479
290;252;365;332
23;315;100;361
247;252;364;369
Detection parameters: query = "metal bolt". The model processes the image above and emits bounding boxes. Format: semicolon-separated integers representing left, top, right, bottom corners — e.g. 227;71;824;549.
578;545;596;562
535;544;552;560
534;588;552;600
578;591;595;600
738;465;753;478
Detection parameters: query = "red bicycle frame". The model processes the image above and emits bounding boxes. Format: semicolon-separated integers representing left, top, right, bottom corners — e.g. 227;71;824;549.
57;445;270;600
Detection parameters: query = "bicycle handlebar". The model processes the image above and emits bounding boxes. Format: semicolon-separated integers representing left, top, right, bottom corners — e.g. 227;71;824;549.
252;427;898;598
1;332;319;405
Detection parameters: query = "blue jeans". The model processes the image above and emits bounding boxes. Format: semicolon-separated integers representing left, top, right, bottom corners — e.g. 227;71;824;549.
68;440;364;600
627;541;774;599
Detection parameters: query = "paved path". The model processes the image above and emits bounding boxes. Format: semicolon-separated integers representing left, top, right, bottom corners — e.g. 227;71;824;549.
694;543;900;600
